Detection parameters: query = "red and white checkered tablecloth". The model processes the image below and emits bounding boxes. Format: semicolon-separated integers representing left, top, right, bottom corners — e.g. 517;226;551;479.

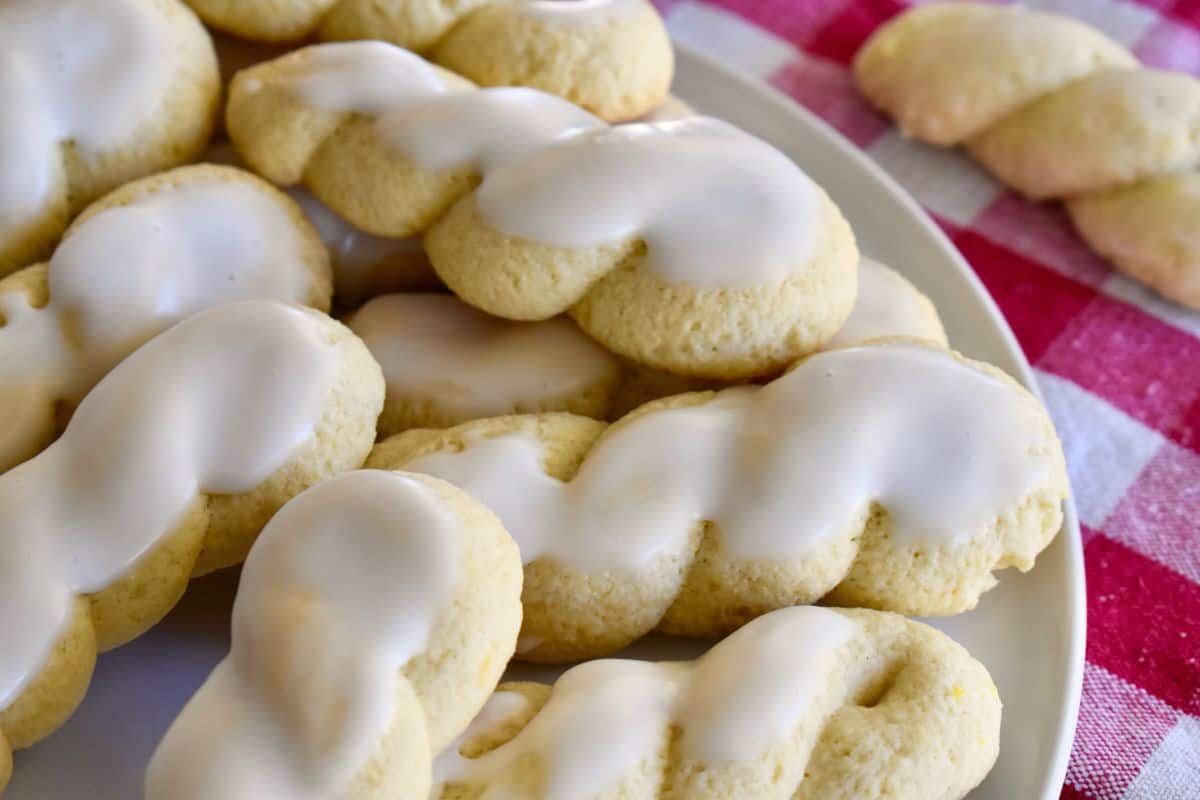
649;0;1200;796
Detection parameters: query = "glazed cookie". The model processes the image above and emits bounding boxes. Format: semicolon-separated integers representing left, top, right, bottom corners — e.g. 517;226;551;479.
205;144;436;306
856;3;1200;309
427;118;857;378
228;43;858;377
0;0;220;275
189;0;672;120
349;293;622;437
436;607;1001;800
146;469;523;799
370;340;1068;661
0;164;331;473
0;301;383;787
349;260;945;436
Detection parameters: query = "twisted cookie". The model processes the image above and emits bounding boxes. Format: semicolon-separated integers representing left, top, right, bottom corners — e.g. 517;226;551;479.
0;301;383;789
436;607;1001;800
857;3;1200;309
189;0;671;120
370;340;1068;661
0;164;332;473
228;43;858;378
350;258;946;437
146;469;523;799
0;0;220;275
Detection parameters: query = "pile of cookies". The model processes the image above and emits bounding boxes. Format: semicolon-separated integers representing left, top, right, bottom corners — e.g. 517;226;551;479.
0;1;1072;798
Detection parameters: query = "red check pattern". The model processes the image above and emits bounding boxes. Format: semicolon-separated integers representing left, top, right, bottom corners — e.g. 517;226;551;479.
651;0;1200;796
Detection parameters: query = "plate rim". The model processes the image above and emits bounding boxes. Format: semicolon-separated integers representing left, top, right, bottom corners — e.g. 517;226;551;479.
671;41;1086;800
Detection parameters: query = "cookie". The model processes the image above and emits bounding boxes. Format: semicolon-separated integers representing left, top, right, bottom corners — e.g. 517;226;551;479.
0;164;332;473
370;340;1068;661
146;469;523;799
854;3;1135;146
856;3;1200;310
204;143;436;307
639;93;697;123
0;0;220;275
0;300;384;785
967;69;1200;200
433;0;673;121
190;0;672;120
427;118;858;379
436;607;1001;800
1067;173;1200;309
348;293;622;437
228;44;858;378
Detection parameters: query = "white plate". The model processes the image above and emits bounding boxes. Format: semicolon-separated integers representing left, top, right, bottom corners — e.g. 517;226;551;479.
6;44;1085;800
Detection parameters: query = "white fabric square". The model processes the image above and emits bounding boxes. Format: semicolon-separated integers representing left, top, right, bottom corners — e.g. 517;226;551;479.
866;130;1003;225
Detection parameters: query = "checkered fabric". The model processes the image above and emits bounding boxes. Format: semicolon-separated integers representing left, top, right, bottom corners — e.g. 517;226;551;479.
650;0;1200;796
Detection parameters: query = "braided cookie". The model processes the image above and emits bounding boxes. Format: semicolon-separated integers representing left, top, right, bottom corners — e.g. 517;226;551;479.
188;0;671;120
0;0;220;276
204;144;436;306
856;3;1200;309
0;300;383;788
146;469;523;800
228;43;858;378
0;164;332;473
436;607;1000;800
351;258;946;437
370;340;1068;661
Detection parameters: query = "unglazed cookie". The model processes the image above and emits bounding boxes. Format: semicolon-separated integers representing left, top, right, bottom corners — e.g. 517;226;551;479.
189;0;672;120
433;0;673;121
349;293;622;437
370;340;1068;661
856;3;1200;309
436;607;1001;800
0;0;220;275
1067;174;1200;309
854;3;1135;146
146;469;523;799
228;43;858;378
204;143;436;306
0;164;332;473
0;301;383;788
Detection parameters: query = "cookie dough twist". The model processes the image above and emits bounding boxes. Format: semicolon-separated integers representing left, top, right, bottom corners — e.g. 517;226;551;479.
0;300;383;790
188;0;671;120
0;164;332;473
145;469;524;800
0;0;220;275
348;258;946;438
435;607;1001;800
370;340;1068;661
228;43;858;379
856;3;1200;309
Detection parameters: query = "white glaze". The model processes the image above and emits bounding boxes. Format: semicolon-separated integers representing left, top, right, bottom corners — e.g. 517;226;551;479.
476;118;822;288
515;0;643;27
277;42;601;173
0;175;320;470
146;470;462;800
402;342;1052;571
348;293;619;420
0;0;172;245
434;607;856;798
826;257;947;349
0;301;335;709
